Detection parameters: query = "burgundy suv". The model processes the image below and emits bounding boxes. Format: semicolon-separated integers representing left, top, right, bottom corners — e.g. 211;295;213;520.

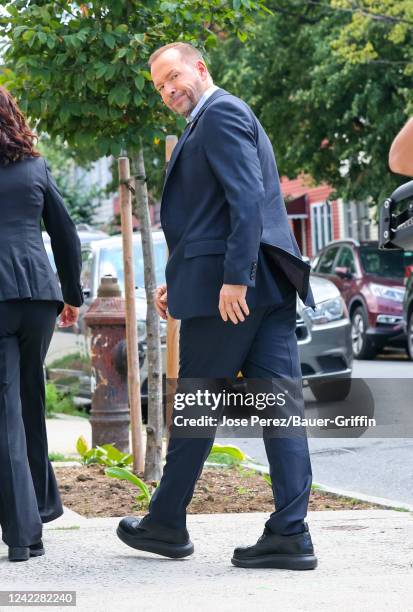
312;240;413;359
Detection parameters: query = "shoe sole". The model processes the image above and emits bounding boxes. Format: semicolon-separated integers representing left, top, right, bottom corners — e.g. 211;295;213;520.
30;548;45;557
231;553;317;570
116;526;194;559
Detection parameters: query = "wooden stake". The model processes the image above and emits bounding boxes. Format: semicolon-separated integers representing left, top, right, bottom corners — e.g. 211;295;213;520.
118;156;144;474
165;136;180;433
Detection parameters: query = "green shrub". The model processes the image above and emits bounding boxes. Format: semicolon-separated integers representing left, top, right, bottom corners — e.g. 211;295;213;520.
45;382;79;418
105;467;154;510
76;436;133;468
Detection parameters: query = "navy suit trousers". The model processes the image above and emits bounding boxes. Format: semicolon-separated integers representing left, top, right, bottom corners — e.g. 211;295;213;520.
147;287;313;536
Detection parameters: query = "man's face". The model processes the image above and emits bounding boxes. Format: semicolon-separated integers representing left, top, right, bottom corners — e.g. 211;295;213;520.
151;49;209;118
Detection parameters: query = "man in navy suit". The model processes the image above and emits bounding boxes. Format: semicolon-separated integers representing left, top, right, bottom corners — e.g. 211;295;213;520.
117;42;317;570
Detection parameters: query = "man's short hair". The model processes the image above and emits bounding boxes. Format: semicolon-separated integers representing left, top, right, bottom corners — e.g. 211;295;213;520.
148;42;204;68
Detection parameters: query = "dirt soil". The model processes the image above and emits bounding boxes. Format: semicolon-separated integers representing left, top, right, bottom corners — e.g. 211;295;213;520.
55;464;384;518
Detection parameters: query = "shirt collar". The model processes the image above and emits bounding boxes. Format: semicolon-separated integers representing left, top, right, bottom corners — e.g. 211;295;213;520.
187;85;219;123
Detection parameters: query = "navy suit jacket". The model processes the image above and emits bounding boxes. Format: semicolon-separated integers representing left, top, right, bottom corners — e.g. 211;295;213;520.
0;156;83;312
161;88;315;320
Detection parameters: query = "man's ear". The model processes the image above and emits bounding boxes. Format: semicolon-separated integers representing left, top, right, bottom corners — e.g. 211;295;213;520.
196;60;209;79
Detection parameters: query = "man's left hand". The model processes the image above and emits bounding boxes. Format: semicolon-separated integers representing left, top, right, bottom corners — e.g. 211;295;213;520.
219;284;249;324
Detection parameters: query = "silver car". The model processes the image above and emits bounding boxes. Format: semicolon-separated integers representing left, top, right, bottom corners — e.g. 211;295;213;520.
298;275;352;401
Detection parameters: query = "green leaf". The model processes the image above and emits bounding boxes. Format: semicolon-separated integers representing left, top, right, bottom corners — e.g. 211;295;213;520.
95;64;108;79
133;92;142;107
108;86;130;107
133;33;145;45
209;443;246;462
105;467;151;501
105;64;117;80
22;30;35;42
76;436;89;457
134;75;145;91
13;26;28;39
262;473;272;487
114;24;129;34
102;32;116;49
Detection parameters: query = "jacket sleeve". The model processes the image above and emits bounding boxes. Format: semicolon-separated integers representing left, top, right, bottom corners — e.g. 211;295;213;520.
201;99;265;286
41;159;84;307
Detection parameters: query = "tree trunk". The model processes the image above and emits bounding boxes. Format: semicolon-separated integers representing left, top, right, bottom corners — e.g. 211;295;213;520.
133;143;163;481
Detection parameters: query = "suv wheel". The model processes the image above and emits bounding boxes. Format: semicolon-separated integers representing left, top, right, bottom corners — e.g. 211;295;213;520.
351;306;377;360
407;311;413;360
309;378;351;402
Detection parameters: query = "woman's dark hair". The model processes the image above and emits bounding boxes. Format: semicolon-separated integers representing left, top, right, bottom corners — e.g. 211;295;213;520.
0;86;40;165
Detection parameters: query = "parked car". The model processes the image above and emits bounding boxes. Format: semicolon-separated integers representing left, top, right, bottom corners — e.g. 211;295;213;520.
298;275;352;401
311;239;413;359
42;225;109;274
403;267;413;359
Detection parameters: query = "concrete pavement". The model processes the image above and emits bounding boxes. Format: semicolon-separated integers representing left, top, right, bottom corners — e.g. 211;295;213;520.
0;509;411;612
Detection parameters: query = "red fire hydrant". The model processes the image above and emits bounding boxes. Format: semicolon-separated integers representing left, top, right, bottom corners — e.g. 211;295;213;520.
83;275;130;452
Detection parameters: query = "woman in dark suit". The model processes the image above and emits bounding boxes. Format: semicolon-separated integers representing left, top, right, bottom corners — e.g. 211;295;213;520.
0;86;83;562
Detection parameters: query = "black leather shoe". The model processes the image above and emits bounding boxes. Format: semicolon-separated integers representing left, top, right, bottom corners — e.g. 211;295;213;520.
8;547;30;562
116;516;194;559
231;523;317;570
30;540;45;557
8;540;45;562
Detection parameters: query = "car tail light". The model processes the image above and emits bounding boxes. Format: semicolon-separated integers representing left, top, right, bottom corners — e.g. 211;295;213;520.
405;265;413;283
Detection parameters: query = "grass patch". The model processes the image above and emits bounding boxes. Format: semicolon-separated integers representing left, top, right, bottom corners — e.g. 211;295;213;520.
50;526;81;531
48;351;91;373
49;452;71;462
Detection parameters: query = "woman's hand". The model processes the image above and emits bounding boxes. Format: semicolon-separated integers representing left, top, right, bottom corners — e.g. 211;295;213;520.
155;284;168;320
58;304;79;328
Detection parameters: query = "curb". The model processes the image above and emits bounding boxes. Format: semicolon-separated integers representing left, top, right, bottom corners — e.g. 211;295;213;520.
312;482;413;513
236;461;413;513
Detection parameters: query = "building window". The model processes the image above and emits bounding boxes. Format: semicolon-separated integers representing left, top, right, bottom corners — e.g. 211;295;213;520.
311;201;333;253
343;201;371;240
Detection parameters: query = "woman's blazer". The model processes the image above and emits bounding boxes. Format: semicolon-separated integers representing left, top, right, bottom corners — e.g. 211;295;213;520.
0;156;83;312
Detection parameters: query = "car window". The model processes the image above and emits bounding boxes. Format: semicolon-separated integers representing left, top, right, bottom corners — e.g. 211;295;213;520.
316;247;340;274
81;249;93;292
98;240;167;292
359;247;413;279
335;247;356;274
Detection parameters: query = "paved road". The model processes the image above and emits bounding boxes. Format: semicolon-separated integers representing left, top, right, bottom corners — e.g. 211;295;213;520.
220;353;413;505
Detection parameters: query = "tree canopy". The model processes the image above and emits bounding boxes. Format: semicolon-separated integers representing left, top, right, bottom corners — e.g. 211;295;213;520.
0;0;269;161
211;0;413;205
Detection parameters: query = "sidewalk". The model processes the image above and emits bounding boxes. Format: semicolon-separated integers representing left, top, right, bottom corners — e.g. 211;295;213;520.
0;509;411;611
42;416;413;610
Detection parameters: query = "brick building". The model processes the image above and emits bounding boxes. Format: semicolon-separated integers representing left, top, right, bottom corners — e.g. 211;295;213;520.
280;175;377;258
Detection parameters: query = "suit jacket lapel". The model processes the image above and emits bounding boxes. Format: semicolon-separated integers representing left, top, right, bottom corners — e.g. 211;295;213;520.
163;88;230;187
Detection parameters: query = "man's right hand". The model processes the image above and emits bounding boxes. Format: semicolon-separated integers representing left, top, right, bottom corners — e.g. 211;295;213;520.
155;284;168;319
